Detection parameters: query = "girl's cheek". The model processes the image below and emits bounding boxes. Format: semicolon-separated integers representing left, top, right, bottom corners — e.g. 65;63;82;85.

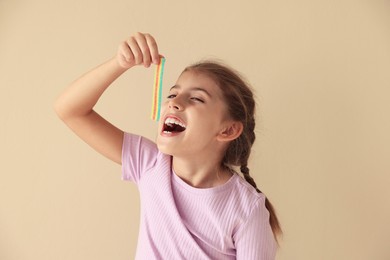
160;104;167;115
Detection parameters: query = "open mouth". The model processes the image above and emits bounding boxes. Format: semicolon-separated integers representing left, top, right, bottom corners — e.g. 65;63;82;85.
163;117;186;134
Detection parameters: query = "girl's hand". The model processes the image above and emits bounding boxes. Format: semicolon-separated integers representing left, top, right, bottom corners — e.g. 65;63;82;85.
116;32;160;69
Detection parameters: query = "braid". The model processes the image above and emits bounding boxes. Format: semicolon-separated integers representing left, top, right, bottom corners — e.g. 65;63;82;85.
240;165;262;193
240;120;284;242
240;164;282;244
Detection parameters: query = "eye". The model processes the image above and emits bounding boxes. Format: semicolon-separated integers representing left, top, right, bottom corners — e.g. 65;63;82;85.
190;97;204;103
167;94;176;99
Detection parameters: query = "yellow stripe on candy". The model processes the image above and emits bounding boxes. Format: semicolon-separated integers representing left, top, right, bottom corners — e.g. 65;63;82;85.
151;57;166;121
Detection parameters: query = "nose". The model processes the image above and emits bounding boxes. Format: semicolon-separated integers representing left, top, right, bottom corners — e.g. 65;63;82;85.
168;97;183;111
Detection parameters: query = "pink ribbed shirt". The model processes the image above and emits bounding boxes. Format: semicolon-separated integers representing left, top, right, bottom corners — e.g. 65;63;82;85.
121;133;277;259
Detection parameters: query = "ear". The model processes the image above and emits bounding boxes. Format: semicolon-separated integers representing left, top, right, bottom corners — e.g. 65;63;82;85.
217;121;243;142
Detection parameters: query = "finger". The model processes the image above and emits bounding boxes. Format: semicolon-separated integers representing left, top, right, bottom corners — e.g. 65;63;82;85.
118;53;132;68
127;37;143;65
134;32;152;68
118;41;134;63
145;34;160;64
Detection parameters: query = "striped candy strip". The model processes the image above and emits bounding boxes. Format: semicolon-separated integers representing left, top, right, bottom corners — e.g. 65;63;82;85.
151;56;166;121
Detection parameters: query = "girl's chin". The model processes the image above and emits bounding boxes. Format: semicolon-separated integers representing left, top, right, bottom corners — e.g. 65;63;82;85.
156;141;174;155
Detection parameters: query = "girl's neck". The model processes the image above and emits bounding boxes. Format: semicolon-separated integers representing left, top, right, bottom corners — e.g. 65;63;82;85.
172;157;233;189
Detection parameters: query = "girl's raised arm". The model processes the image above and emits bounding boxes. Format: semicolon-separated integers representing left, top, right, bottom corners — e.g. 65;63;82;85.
54;32;160;165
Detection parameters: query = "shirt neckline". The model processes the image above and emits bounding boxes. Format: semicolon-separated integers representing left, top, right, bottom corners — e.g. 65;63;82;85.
171;168;238;195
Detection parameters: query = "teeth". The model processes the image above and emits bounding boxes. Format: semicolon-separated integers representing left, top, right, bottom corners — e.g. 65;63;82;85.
164;117;186;128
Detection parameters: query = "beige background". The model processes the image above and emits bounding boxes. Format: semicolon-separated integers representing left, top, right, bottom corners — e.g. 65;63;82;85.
1;0;390;259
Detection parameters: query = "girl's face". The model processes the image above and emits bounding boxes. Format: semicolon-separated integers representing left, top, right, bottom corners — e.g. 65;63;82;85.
156;70;230;158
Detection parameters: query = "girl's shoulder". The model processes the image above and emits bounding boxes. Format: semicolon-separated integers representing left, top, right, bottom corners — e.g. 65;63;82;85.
122;132;170;183
233;173;265;199
123;132;156;148
230;173;266;213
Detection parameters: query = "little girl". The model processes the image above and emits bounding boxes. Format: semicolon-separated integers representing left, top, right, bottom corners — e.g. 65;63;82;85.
55;32;282;259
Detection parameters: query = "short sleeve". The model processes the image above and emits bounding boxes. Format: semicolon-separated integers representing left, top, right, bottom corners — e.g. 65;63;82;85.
233;197;277;260
121;132;159;184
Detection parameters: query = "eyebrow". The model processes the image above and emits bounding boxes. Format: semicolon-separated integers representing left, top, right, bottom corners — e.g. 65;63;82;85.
169;85;212;98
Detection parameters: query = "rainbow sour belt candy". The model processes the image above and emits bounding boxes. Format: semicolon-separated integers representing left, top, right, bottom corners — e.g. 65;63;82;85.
151;56;166;121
